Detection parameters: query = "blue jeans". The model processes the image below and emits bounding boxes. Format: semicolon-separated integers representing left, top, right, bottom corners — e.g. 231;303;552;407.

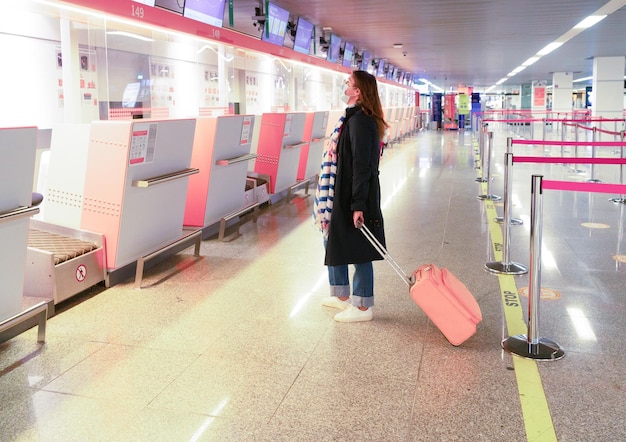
327;262;374;308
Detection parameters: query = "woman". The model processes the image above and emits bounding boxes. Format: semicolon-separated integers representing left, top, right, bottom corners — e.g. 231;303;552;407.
313;70;388;323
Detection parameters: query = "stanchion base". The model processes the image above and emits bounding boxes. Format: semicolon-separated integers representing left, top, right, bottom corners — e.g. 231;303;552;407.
485;261;528;275
609;197;626;205
476;194;502;201
586;178;603;183
494;216;523;225
501;335;565;361
568;168;585;174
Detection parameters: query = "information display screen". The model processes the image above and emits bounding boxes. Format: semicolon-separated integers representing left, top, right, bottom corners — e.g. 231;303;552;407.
360;51;371;71
327;34;342;63
342;42;354;68
184;0;226;27
293;17;314;54
261;2;289;46
376;59;385;77
155;0;184;14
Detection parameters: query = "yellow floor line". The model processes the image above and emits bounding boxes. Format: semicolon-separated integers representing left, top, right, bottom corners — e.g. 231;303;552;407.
477;145;558;442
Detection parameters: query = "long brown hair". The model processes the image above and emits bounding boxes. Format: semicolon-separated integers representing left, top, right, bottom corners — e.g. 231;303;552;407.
353;70;389;142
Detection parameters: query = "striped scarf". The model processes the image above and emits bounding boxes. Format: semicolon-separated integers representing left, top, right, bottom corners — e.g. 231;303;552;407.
313;113;345;238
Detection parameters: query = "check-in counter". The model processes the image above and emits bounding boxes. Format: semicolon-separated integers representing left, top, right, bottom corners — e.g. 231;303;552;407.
79;119;197;272
297;111;329;182
253;112;307;196
184;115;257;228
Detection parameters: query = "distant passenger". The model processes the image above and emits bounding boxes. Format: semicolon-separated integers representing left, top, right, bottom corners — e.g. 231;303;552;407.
314;70;388;322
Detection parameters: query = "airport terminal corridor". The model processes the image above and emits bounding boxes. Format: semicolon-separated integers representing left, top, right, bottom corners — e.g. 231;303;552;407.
1;126;625;441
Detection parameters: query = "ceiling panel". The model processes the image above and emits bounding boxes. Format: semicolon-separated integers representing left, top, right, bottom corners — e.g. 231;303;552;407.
227;0;626;90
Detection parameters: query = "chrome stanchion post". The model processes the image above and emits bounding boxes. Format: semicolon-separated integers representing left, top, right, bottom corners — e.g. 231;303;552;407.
528;176;542;352
609;130;626;204
475;124;487;177
560;118;567;157
615;204;625;264
485;153;528;275
477;132;501;200
570;123;585;174
587;127;602;183
495;138;523;225
502;175;565;361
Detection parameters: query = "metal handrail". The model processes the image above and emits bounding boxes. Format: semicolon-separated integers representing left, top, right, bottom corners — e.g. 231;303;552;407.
283;141;308;149
0;206;40;225
132;168;199;188
216;153;258;166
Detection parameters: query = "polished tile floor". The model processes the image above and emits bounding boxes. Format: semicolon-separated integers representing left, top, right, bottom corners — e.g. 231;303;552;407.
1;122;625;441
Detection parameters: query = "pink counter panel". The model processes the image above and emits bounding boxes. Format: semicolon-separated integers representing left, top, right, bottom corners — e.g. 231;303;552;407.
0;127;38;321
80;119;196;270
184;115;256;228
297;111;329;181
253;112;307;194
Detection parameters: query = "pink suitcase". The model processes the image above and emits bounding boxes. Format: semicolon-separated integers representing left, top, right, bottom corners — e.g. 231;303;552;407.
360;224;482;346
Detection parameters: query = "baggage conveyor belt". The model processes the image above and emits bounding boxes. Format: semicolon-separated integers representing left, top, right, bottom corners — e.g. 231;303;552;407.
24;219;107;305
28;228;98;266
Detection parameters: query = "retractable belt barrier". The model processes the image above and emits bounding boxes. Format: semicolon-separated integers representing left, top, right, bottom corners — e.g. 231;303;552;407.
502;175;626;361
478;131;626;359
482;117;624;144
512;135;626;189
485;140;626;277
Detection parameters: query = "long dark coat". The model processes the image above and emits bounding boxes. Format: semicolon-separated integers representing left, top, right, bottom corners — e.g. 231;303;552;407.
325;105;386;266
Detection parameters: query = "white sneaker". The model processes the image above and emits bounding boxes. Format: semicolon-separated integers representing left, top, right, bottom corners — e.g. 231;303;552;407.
334;305;373;323
322;296;350;309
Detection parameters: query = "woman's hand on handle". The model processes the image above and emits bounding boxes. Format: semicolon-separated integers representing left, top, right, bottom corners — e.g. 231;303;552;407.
353;211;364;229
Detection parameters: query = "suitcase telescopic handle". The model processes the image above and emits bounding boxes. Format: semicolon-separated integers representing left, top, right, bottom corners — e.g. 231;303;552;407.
358;223;415;287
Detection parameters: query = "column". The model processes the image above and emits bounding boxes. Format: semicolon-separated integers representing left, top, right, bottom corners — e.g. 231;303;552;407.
532;80;548;137
552;72;573;118
592;56;625;140
520;83;532;110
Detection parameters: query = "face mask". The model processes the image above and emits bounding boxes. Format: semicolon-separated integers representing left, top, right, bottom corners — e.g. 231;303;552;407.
341;84;355;104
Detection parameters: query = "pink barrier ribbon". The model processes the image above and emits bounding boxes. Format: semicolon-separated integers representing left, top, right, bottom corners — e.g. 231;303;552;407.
513;156;626;165
542;180;626;194
511;140;626;147
482;118;621;124
483;119;537;124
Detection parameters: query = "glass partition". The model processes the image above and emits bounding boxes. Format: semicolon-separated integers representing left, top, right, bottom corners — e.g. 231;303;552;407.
1;0;415;129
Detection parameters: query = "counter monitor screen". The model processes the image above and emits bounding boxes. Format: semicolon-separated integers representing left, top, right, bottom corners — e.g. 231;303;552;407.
155;0;184;14
342;42;354;68
327;34;342;63
376;59;385;77
184;0;226;27
293;17;314;54
261;2;290;46
360;51;371;71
